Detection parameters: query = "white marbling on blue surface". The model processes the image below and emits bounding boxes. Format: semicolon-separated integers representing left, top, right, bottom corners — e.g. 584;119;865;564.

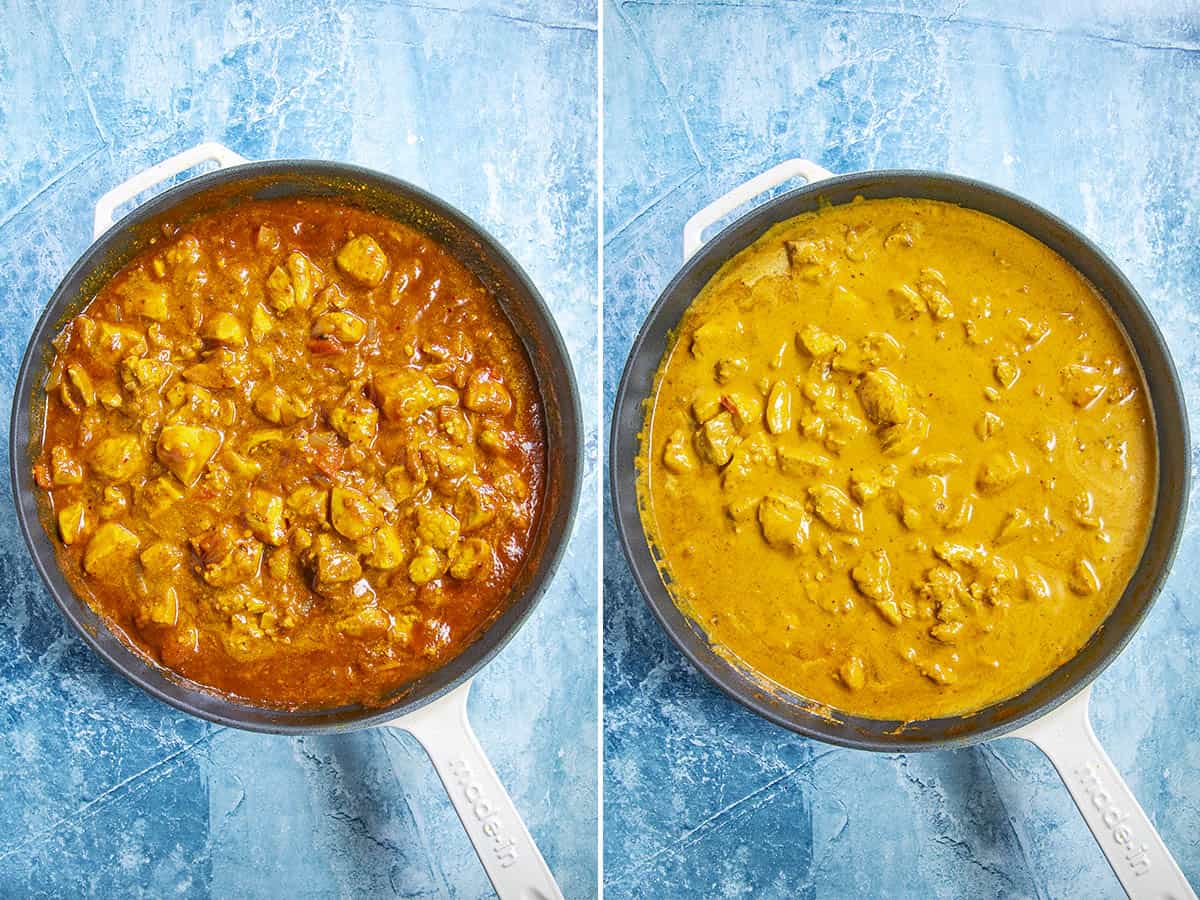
603;2;1199;897
0;1;597;896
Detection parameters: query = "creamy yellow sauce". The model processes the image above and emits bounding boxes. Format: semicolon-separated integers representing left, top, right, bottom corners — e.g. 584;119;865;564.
638;197;1156;720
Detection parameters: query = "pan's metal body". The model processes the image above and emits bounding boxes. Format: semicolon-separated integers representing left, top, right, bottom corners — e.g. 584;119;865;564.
610;170;1188;751
11;160;582;734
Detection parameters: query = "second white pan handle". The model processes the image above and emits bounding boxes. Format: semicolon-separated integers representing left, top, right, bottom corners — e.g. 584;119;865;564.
1011;684;1195;899
93;141;247;239
682;157;835;261
386;680;563;900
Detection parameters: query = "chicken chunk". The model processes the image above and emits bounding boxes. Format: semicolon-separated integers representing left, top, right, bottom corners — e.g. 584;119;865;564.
416;506;461;551
253;384;312;426
244;489;287;546
374;368;458;421
336;235;389;287
464;371;513;416
857;369;910;426
329;392;379;446
408;544;445;585
57;501;89;545
201;312;246;348
90;434;146;482
449;538;492;580
83;522;140;579
50;446;83;486
312;310;367;344
330;486;383;541
156;424;222;486
758;492;809;550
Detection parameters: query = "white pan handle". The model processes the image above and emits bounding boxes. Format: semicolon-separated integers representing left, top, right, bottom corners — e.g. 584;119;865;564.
93;142;247;240
682;158;835;262
385;680;563;900
1011;684;1195;899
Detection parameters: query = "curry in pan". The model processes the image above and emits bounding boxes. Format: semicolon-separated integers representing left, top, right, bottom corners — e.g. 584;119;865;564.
639;198;1155;720
33;198;545;709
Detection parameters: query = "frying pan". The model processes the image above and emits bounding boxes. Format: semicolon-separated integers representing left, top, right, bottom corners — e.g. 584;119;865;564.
10;143;582;900
610;159;1194;898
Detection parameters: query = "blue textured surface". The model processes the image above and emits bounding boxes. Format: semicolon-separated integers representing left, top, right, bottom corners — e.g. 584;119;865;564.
0;1;597;896
603;2;1200;897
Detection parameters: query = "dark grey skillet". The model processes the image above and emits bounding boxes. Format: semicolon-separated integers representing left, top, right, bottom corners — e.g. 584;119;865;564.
9;143;579;899
610;161;1193;898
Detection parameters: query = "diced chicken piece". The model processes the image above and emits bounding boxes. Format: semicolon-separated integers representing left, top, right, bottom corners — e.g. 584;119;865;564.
121;273;170;322
306;534;362;585
722;391;762;431
993;358;1020;389
156;425;222;486
1025;572;1053;603
691;320;738;358
851;549;893;603
63;362;96;411
439;407;472;445
192;527;263;588
336;235;389;287
250;304;275;342
50;446;83;485
139;587;179;627
930;621;964;644
778;446;831;477
140;476;185;518
337;605;389;638
857;369;910;426
785;238;835;282
1069;558;1102;595
976;450;1027;494
329;392;379;447
879;410;930;457
758;492;809;550
266;265;295;312
417;506;461;551
765;382;792;434
98;485;128;519
140;541;185;575
464;371;513;416
662;429;694;475
454;477;498;532
244;489;287;546
859;332;903;367
120;356;174;392
838;656;866;691
1062;363;1108;408
449;538;492;580
408;544;445;585
726;496;760;522
288;251;323;309
57;501;88;545
874;598;904;626
714;357;748;384
82;522;140;578
374;369;458;421
809;483;864;534
312;310;367;344
493;466;528;502
477;428;511;456
90;434;146;481
694;412;739;467
330;486;382;540
365;525;406;570
914;453;962;475
995;508;1031;544
797;323;845;357
253;384;312;425
94;322;148;364
849;467;894;504
691;392;723;423
287;485;330;525
201;312;246;348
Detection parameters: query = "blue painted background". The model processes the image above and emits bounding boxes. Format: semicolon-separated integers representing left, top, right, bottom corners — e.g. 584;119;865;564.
603;1;1200;897
0;1;597;897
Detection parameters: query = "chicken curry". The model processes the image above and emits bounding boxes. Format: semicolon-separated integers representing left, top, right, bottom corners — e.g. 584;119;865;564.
33;197;545;709
639;197;1155;720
